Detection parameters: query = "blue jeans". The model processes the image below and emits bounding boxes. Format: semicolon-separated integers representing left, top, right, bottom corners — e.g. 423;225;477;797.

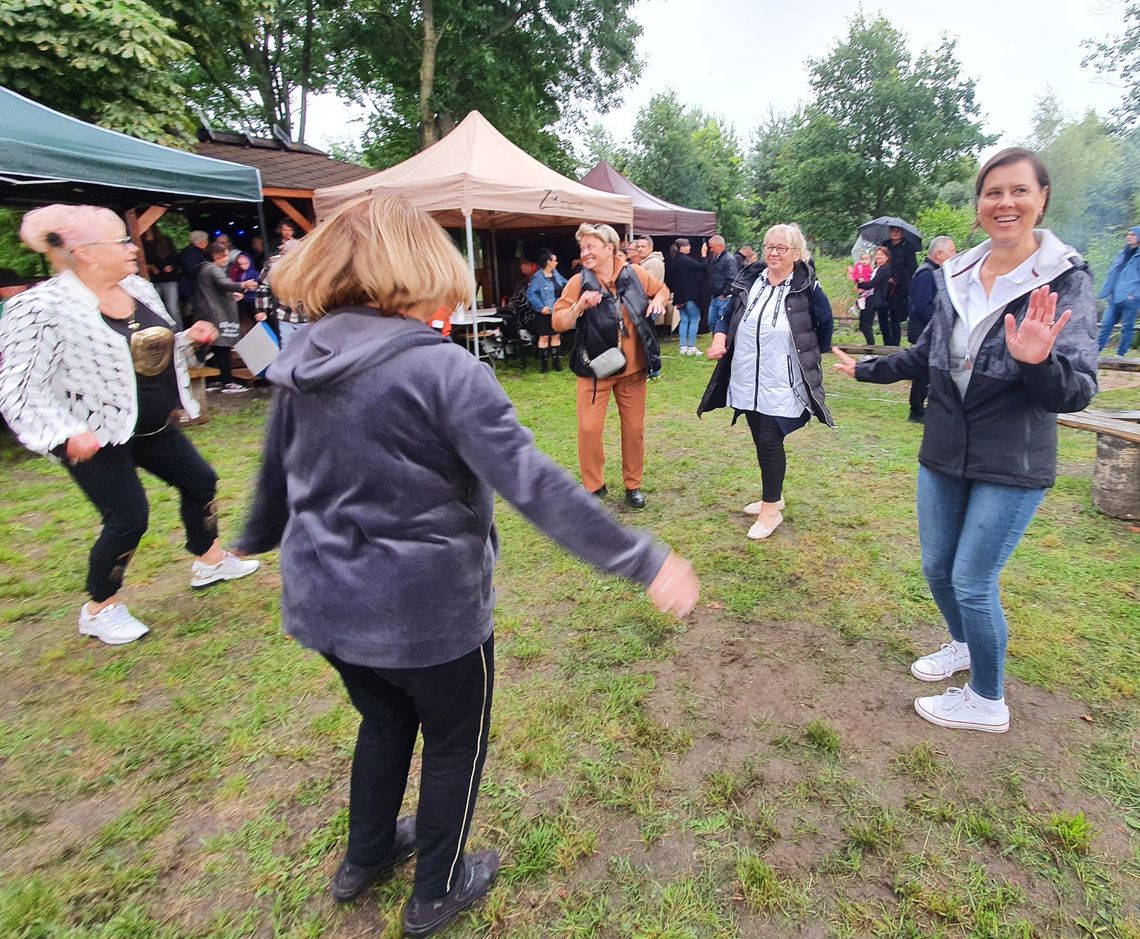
1098;298;1139;355
916;466;1045;701
707;296;731;334
678;300;701;348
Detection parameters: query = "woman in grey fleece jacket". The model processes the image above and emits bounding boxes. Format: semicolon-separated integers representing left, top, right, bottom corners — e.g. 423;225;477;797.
235;196;698;937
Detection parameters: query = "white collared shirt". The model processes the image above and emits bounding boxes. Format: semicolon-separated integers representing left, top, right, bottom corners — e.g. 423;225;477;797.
963;249;1041;335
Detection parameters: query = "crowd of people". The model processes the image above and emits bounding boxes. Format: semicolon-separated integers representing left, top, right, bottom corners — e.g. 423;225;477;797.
0;146;1109;936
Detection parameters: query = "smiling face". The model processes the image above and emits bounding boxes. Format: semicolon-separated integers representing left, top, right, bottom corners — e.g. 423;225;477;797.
977;160;1049;249
578;235;613;272
874;246;890;266
73;217;139;280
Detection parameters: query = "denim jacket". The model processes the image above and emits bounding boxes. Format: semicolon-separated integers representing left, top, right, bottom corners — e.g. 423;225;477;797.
526;269;567;314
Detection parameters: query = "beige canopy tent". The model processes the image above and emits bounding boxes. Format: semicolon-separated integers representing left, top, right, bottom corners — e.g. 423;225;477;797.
313;111;634;327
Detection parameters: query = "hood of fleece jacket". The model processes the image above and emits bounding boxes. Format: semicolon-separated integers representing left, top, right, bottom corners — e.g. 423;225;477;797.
266;307;448;393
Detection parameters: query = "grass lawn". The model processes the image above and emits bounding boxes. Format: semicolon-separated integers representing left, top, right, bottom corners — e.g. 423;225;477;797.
2;333;1138;938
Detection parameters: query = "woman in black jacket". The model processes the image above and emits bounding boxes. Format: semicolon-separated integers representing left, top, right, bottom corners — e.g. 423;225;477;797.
833;148;1098;734
856;245;892;345
666;238;707;355
698;224;834;540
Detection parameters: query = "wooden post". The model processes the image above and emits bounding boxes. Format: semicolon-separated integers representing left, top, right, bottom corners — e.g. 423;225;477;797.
1093;435;1140;520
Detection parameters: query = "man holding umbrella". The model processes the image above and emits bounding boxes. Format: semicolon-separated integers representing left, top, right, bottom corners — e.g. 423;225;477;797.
859;218;920;346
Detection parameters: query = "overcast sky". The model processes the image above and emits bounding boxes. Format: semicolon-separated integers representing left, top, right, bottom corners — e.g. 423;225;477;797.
305;0;1132;157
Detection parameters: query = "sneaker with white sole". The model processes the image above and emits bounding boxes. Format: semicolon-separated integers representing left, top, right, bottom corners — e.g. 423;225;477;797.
191;551;260;589
914;684;1009;733
220;383;249;395
743;498;785;515
911;641;971;682
78;602;150;645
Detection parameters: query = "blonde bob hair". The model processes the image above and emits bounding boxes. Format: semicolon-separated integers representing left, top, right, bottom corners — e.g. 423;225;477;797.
764;223;811;264
269;195;472;319
575;222;621;248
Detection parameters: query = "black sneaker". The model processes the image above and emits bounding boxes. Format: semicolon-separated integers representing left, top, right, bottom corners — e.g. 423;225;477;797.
625;488;646;509
402;850;500;937
907;411;925;424
331;816;416;903
590;485;608;499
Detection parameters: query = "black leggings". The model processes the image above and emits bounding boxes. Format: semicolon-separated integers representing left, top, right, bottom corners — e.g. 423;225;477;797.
860;306;881;345
66;425;219;601
744;412;790;503
208;347;234;384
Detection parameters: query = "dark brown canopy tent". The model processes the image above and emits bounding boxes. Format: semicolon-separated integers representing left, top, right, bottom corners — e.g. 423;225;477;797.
579;161;716;237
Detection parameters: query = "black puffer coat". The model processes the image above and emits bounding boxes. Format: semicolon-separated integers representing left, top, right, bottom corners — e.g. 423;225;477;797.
698;260;834;426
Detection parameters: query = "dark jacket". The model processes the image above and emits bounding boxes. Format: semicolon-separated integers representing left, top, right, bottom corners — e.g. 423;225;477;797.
857;263;892;310
178;244;209;301
195;263;248;347
856;231;1098;489
907;257;939;343
571;264;661;379
666;252;707;306
698;260;835;426
881;238;917;295
236;310;668;669
706;249;739;298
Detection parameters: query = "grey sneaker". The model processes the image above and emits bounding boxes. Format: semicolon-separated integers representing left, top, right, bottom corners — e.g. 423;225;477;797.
191;551;260;589
78;602;149;645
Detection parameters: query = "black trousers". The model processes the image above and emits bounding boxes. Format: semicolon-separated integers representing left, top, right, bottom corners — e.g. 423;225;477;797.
207;347;234;384
66;424;219;601
744;411;790;503
326;635;494;900
860;306;880;345
909;372;929;416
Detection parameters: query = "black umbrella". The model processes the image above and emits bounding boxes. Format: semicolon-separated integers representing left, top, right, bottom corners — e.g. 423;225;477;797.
858;216;922;251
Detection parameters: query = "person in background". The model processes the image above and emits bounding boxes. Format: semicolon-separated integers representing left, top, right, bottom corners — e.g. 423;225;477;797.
0;204;259;645
881;226;917;346
636;237;666;283
735;245;757;269
249;234;267;270
856;246;892;345
848;252;873;316
216;234;240;265
195;241;257;393
705;235;739;334
229;252;261;322
553;223;668;509
526;249;567;372
906;236;957;423
832;148;1098;734
667;238;708;356
178;230;210;324
234;195;698;937
699;223;834;540
141;225;181;327
1097;226;1140;356
276;220;298;254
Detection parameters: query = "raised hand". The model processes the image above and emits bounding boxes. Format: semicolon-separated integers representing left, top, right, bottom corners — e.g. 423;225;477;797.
1005;285;1072;365
185;320;219;345
831;347;857;378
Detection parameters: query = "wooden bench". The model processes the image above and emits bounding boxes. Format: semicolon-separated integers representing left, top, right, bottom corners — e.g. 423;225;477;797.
185;366;220;424
1057;410;1140;520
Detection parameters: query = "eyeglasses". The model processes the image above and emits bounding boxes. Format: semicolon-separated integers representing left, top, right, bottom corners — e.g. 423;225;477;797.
763;244;790;256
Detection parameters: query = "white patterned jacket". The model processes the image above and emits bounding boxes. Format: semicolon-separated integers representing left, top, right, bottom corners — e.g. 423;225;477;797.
0;270;200;456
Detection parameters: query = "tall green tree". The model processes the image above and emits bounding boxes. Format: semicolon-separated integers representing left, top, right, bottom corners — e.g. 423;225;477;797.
151;0;348;142
343;0;641;170
1082;2;1140;130
764;13;991;249
621;92;752;241
0;0;194;143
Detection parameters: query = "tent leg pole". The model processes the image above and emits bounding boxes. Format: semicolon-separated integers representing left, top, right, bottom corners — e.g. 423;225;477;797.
490;229;500;306
257;202;270;253
465;213;479;360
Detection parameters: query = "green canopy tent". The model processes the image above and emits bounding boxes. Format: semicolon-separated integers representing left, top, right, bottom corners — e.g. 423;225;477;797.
0;86;263;208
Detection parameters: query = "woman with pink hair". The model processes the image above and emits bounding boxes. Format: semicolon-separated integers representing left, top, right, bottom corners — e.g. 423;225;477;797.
0;204;260;645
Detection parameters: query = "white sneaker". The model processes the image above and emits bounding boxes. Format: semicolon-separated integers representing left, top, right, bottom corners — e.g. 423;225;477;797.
191;551;260;589
914;685;1009;733
743;498;785;515
911;641;971;682
746;511;783;540
221;383;249;395
78;602;150;645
